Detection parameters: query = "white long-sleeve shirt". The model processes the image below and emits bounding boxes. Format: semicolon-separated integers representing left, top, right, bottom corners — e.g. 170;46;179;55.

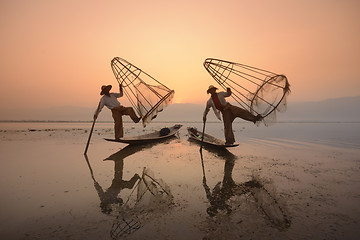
94;87;123;116
203;91;231;121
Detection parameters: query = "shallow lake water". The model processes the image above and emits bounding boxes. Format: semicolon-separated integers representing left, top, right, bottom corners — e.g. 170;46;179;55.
0;121;359;239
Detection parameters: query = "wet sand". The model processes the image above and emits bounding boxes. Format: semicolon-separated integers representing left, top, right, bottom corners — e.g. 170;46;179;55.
0;122;359;240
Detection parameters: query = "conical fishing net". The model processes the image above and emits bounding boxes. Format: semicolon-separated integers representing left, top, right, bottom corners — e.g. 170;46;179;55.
204;58;290;126
111;57;175;127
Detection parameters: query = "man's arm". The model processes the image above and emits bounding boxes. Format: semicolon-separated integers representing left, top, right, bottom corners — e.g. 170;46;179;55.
203;100;211;122
119;83;124;97
225;87;232;97
94;99;104;120
112;84;124;98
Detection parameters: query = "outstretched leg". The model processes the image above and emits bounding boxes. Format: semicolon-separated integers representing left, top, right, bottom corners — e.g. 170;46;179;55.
113;106;141;123
122;107;141;123
228;104;261;123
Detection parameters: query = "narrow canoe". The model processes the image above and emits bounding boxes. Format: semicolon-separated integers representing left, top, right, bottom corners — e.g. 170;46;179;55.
105;124;182;145
187;127;239;148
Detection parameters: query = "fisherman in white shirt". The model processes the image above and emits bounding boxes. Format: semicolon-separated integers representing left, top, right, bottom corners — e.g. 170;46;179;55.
203;85;262;145
94;84;140;140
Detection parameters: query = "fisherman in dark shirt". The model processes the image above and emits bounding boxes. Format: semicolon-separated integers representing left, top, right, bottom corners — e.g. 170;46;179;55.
203;85;262;145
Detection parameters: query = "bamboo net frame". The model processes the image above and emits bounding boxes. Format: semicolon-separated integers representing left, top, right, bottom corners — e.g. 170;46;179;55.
203;58;290;123
111;57;175;127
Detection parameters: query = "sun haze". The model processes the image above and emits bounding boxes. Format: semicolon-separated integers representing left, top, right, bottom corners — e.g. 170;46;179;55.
0;0;359;110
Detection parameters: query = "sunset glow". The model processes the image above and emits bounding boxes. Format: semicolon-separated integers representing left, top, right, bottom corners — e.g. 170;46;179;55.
0;0;359;111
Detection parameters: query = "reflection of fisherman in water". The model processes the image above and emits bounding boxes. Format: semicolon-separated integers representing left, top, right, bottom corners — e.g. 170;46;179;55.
203;159;262;217
199;146;236;216
93;158;140;214
85;142;175;215
85;145;151;214
203;156;248;217
201;148;291;229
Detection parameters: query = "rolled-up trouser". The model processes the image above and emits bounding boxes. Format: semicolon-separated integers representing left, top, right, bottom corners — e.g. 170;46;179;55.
222;104;256;144
111;106;139;139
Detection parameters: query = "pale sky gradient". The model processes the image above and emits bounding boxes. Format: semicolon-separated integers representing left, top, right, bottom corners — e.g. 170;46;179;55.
1;0;359;110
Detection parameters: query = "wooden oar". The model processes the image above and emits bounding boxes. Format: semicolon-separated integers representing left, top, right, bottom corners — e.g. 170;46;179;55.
84;118;96;155
84;154;95;181
84;102;100;155
199;121;206;179
200;121;206;152
200;144;206;180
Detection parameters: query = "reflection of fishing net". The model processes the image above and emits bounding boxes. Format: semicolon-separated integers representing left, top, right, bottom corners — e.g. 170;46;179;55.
203;58;290;126
136;168;173;208
110;214;142;239
111;57;175;127
110;168;173;239
204;177;290;232
246;179;291;230
201;178;291;240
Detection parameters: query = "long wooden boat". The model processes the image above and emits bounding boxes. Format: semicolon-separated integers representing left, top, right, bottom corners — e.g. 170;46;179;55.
105;124;182;145
187;127;239;148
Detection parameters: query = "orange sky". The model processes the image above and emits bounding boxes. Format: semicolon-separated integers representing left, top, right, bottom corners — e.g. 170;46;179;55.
0;0;359;109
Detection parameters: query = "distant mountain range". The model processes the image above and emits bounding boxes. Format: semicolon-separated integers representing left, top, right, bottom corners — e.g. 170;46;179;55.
1;96;359;122
280;96;360;122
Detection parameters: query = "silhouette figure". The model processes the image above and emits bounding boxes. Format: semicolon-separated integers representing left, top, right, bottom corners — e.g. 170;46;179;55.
200;148;291;229
94;159;140;214
85;145;161;214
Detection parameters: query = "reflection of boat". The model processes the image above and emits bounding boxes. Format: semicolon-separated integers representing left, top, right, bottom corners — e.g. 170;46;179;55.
105;144;157;161
187;127;239;148
105;124;182;145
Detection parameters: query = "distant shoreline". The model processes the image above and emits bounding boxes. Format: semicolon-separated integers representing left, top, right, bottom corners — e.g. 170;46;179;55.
0;120;360;124
1;96;359;123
